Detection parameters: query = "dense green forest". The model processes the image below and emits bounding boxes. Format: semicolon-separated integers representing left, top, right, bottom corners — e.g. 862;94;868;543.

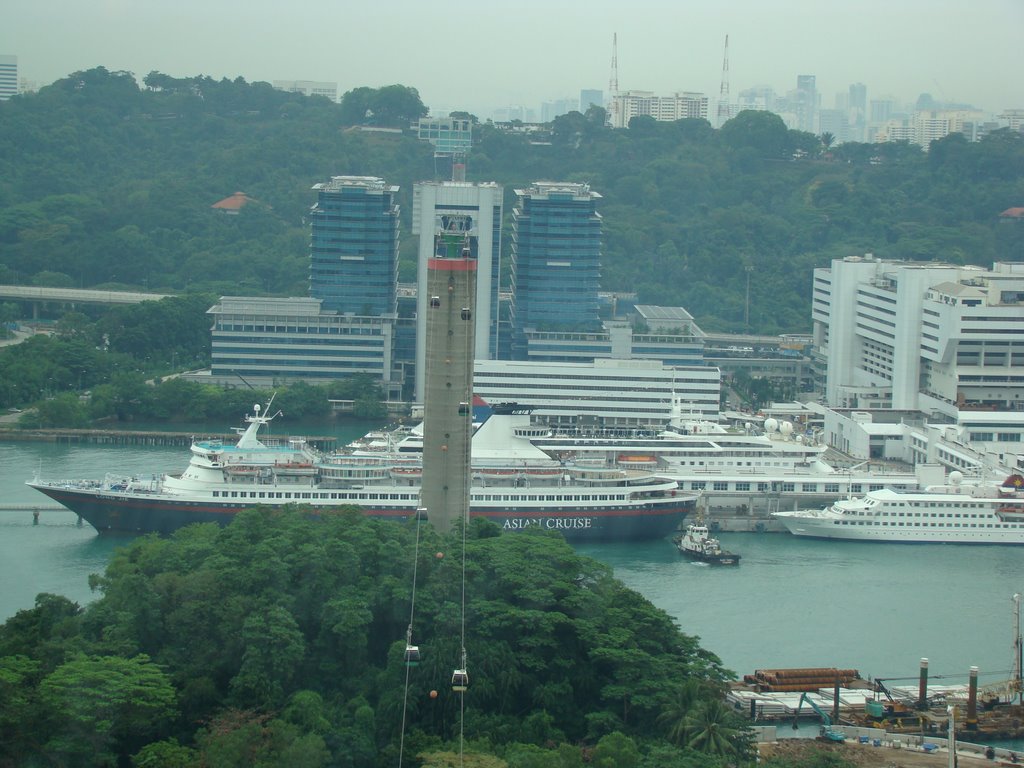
0;510;760;767
1;67;1021;335
0;292;391;415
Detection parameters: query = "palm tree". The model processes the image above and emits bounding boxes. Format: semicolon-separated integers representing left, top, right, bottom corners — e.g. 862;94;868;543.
820;131;836;152
682;698;753;761
656;678;707;746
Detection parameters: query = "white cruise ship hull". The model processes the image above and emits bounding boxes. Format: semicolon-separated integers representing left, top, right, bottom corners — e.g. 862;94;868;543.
774;513;1024;544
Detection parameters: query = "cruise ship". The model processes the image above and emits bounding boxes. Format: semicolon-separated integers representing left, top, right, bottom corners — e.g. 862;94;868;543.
772;470;1024;544
371;397;925;520
27;401;694;543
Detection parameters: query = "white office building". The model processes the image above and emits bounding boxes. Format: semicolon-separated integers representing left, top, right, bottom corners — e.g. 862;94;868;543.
272;80;338;101
609;90;708;129
412;181;504;401
473;358;721;427
0;55;17;100
200;296;400;397
813;255;1024;451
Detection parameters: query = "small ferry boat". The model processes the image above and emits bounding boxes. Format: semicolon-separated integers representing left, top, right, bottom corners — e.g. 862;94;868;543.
772;471;1024;544
675;523;740;565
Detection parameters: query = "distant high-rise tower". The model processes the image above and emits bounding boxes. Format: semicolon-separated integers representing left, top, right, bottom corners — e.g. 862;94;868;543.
309;175;400;316
510;182;602;359
580;89;603;113
796;75;817;133
412;181;503;401
419;216;476;534
0;56;18;100
848;82;867;142
607;33;619;127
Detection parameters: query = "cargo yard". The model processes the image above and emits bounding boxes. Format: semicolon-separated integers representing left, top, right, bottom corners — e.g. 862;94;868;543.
733;666;1024;763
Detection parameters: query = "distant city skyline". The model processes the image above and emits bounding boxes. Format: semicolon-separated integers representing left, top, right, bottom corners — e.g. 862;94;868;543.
3;0;1022;120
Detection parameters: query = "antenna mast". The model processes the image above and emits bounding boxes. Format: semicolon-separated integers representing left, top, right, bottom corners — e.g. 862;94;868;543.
717;34;730;127
608;33;619;128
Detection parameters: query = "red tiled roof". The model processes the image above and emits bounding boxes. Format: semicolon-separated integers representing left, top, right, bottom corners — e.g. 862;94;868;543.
211;191;255;211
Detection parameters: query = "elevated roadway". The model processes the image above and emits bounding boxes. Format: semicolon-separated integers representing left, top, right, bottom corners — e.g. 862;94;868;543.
0;285;174;307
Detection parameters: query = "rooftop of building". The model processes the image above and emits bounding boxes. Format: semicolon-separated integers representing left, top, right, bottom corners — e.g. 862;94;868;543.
312;176;398;193
515;181;601;199
210;191;257;212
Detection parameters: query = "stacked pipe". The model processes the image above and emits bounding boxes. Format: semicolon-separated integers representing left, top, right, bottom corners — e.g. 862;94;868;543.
743;668;861;692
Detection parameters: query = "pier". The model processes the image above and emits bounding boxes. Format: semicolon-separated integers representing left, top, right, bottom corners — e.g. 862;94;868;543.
0;428;337;451
0;505;66;512
0;504;78;525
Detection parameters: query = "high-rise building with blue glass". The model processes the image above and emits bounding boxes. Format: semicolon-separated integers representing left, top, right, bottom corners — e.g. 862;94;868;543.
309;175;399;316
510;181;602;359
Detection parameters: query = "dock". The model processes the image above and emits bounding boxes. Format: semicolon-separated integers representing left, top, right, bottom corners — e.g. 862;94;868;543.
731;667;1024;741
0;428;337;451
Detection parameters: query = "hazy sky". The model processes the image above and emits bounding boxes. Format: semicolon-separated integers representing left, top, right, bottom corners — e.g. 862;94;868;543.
4;0;1022;117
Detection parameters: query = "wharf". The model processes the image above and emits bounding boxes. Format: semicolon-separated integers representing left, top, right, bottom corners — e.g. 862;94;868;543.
0;428;337;451
730;667;1024;741
696;507;788;533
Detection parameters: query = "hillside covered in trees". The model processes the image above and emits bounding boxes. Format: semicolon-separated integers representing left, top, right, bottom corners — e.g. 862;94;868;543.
1;67;1022;335
0;510;755;766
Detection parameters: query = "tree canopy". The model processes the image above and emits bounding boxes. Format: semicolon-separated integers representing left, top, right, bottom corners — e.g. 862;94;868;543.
2;68;1022;340
0;509;753;765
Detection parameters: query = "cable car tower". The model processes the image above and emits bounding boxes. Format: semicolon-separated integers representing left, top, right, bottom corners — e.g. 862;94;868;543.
420;214;476;535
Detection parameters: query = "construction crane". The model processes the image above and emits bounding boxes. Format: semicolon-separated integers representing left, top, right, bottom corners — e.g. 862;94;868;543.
795;693;846;742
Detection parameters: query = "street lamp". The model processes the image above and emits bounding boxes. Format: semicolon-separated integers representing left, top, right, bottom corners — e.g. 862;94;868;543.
946;705;956;768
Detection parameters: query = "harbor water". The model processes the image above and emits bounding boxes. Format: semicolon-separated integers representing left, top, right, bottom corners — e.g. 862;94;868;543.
3;438;1023;697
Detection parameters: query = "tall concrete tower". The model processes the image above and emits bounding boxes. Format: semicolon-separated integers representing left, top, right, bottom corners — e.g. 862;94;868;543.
419;215;477;534
412;181;503;402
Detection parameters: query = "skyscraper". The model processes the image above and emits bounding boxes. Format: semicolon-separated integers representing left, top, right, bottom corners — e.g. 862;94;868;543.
510;182;602;359
580;89;603;113
796;75;817;133
309;175;399;316
848;82;867;142
0;56;18;101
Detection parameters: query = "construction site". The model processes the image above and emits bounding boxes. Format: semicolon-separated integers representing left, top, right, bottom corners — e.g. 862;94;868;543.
731;663;1024;748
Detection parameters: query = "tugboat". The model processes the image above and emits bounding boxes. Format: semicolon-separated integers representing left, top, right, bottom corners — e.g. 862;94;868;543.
675;507;741;565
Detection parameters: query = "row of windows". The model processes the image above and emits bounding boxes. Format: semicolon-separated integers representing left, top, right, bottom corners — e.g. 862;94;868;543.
684;481;888;493
216;325;385;335
211;489;628;502
474;373;717;385
969;433;1023;442
837;520;1018;528
211;360;384;371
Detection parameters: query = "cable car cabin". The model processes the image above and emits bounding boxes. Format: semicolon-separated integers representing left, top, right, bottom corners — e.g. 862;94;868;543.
404;644;421;667
458;402;470;416
451;669;469;692
430;296;440;308
461;307;471;320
